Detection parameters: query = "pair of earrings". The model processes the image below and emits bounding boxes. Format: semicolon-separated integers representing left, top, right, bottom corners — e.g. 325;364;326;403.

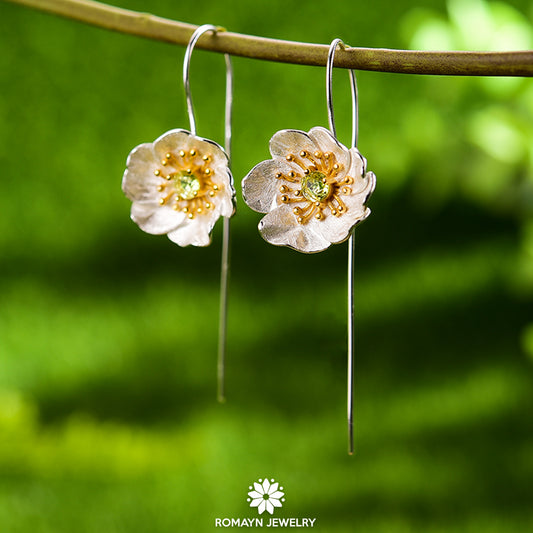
121;26;376;454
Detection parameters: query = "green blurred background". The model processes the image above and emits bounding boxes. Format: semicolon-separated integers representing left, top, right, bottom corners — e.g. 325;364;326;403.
1;0;533;530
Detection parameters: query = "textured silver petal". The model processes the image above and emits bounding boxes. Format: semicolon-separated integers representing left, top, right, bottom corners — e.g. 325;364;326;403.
131;201;186;235
269;129;318;159
210;163;236;218
361;170;376;199
167;217;212;247
166;177;228;247
259;205;331;253
122;144;160;202
242;159;288;214
152;129;194;160
307;126;351;170
218;190;236;218
346;147;368;183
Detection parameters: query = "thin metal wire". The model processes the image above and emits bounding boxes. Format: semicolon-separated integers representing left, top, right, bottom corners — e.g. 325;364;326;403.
217;53;234;404
347;233;355;455
183;24;216;135
224;53;233;161
349;69;358;149
217;220;231;404
327;39;358;145
326;38;359;455
182;24;234;403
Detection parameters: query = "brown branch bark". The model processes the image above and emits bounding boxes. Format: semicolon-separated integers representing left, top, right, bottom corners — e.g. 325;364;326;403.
4;0;533;76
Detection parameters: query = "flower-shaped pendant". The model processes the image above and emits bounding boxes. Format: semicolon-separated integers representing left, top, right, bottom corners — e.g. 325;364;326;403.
242;126;375;253
122;129;235;247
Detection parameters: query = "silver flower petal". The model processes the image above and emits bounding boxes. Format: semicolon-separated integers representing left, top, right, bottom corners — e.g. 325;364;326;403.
153;129;192;161
167;219;211;247
308;126;351;170
130;200;187;235
216;189;236;218
259;205;332;253
242;159;288;213
122;144;160;202
269;129;318;160
168;196;224;247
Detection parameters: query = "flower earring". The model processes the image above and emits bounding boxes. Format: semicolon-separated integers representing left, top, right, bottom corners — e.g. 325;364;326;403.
242;39;376;453
122;25;235;402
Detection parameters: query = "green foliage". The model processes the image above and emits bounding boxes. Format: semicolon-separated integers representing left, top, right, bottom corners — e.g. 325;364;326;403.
0;0;532;531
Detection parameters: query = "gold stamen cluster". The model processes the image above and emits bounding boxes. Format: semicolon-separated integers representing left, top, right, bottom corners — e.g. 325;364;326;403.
155;148;221;219
275;149;353;224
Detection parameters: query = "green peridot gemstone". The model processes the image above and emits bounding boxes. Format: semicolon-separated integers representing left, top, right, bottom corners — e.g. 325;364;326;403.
301;171;330;202
174;172;201;200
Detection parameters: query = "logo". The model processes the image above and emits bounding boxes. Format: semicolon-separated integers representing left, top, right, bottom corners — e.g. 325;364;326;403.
247;478;285;515
214;476;317;528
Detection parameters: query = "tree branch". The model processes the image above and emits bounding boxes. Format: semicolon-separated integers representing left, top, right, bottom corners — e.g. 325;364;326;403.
5;0;533;76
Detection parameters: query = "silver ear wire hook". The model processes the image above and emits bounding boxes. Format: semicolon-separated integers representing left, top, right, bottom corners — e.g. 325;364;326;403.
183;24;233;154
326;39;358;149
326;38;359;455
183;25;234;403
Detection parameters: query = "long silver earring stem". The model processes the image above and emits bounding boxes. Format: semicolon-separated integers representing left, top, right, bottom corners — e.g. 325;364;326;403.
183;24;234;403
327;39;359;454
217;52;233;403
348;68;358;455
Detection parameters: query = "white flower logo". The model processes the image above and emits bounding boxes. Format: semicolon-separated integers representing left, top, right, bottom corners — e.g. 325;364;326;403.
247;478;285;515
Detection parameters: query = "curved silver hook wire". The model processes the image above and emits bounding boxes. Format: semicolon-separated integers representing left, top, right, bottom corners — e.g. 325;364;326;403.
183;25;234;403
183;24;233;154
326;39;358;148
327;38;360;455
